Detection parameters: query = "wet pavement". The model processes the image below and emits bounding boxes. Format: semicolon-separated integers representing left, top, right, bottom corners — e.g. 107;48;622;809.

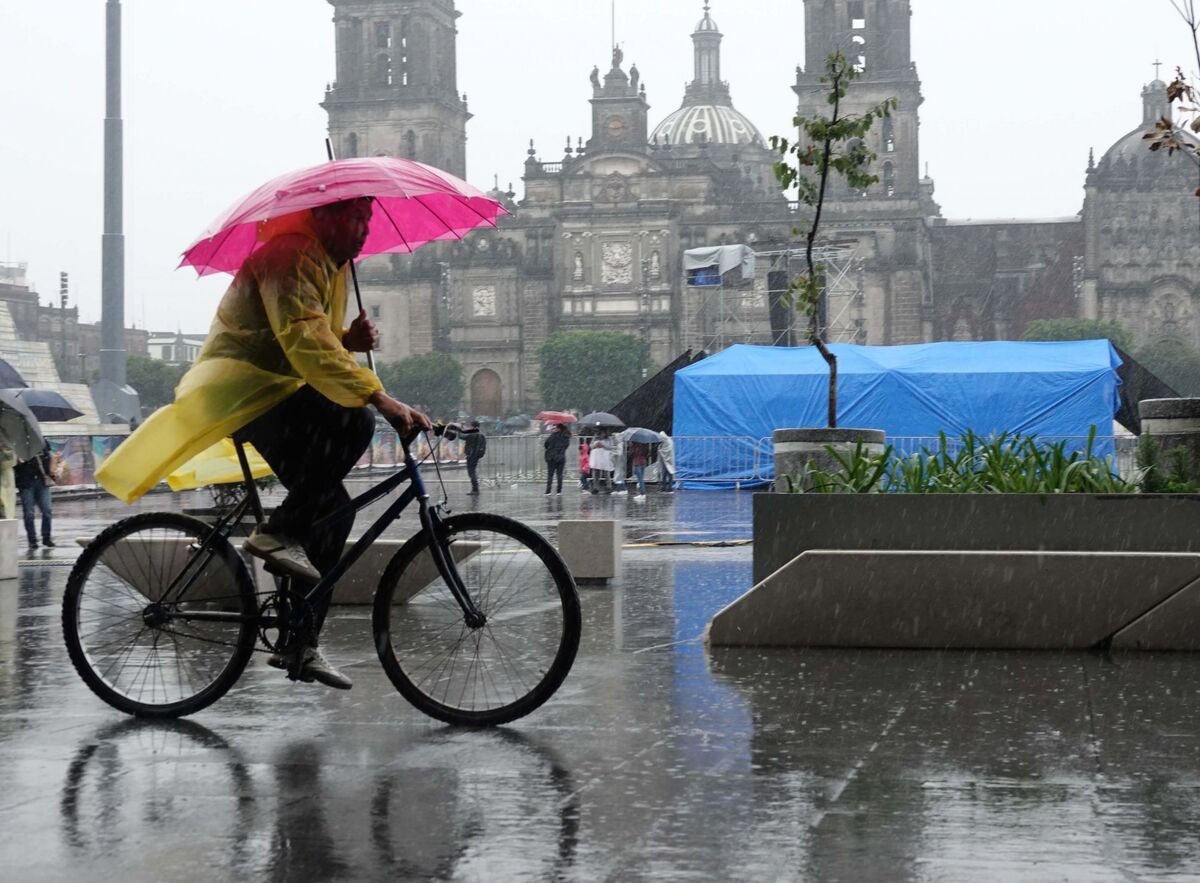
4;477;1200;880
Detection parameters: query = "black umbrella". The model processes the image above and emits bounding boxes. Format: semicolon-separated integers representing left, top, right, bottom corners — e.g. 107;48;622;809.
0;390;44;460
4;388;84;422
0;359;28;389
579;411;626;430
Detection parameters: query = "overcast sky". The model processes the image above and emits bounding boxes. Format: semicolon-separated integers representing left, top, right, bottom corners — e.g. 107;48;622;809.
0;1;1193;333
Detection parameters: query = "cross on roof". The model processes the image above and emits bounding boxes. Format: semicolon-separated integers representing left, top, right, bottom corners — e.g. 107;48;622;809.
1155;59;1163;79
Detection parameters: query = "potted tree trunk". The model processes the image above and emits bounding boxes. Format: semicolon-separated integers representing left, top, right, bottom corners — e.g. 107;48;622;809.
769;53;896;489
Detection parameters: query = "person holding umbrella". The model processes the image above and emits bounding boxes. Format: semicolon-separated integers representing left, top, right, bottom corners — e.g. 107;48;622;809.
97;200;431;690
15;442;56;550
543;423;571;496
94;154;503;690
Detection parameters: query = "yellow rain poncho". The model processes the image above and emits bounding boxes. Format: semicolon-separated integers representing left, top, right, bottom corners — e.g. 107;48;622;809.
97;213;383;503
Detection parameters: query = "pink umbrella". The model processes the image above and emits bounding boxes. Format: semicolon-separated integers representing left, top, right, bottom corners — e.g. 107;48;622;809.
181;156;508;276
536;411;577;424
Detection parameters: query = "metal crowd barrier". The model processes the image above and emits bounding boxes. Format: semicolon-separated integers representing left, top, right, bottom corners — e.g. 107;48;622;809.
52;430;1137;491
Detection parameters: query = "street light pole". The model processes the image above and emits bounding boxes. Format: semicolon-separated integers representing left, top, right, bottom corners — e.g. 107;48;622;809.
100;0;126;388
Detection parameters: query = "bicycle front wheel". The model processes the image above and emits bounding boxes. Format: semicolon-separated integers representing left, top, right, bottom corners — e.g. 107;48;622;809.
62;512;258;718
373;513;581;726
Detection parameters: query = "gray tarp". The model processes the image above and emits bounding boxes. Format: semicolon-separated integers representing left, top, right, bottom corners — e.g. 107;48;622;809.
683;245;756;278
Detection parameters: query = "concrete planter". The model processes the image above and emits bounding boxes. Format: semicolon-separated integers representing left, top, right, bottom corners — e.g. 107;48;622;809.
771;428;886;492
724;493;1200;650
753;491;1200;584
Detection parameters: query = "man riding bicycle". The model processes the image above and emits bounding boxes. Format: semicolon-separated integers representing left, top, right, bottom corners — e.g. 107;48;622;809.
96;198;432;690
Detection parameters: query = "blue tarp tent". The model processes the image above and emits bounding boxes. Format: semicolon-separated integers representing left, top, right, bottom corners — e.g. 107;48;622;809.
672;340;1124;488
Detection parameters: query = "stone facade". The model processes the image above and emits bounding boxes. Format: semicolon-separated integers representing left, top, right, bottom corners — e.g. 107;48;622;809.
322;0;1192;414
1082;81;1200;350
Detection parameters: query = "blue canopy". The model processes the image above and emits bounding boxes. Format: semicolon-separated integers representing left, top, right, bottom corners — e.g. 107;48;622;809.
673;340;1124;488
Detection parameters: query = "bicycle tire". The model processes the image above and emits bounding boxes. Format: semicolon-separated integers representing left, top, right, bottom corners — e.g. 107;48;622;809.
63;512;258;718
372;512;581;726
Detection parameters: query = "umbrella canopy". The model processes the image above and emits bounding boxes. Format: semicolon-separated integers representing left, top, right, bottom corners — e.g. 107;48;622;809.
4;388;83;422
0;359;27;389
621;427;660;445
579;412;626;430
0;390;44;460
536;411;576;424
181;156;509;276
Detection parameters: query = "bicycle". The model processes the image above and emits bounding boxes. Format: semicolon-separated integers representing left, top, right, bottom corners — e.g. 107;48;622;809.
61;426;582;726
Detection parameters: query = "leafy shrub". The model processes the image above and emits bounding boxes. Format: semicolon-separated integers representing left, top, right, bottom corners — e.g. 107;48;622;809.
785;429;1136;494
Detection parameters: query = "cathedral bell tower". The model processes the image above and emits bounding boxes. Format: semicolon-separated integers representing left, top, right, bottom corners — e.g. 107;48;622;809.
586;46;650;153
796;0;932;212
322;0;471;178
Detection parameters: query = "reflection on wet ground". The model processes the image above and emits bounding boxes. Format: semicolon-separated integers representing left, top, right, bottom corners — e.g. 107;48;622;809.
2;485;1200;879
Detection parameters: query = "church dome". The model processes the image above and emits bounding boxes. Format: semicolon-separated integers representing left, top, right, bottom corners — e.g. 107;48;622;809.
696;8;719;32
651;103;763;147
1097;79;1197;164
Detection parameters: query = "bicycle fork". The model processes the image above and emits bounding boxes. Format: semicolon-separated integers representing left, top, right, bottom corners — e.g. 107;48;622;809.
419;503;487;629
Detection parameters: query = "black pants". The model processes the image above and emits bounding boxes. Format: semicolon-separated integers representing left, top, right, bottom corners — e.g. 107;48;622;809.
235;386;374;636
545;460;564;493
466;456;481;492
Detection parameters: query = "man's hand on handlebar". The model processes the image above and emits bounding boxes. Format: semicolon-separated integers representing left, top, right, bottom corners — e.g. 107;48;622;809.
369;391;432;442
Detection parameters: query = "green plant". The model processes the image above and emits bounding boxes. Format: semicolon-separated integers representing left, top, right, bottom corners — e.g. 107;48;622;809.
1137;433;1200;492
770;53;897;427
538;331;649;412
376;352;465;419
784;429;1137;494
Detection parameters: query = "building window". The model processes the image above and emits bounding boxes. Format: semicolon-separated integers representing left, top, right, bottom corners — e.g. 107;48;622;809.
347;132;359;158
374;53;392;86
882;116;895;153
849;1;866;29
883;161;895;197
403;129;417;159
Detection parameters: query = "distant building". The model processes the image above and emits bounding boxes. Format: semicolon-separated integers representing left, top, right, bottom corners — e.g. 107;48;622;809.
147;332;206;365
0;262;148;383
320;0;1193;412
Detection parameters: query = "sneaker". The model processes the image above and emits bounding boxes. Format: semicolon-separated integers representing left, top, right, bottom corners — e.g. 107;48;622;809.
42;538;56;548
244;528;320;582
26;539;37;551
634;494;646;501
544;491;553;496
556;491;563;495
268;645;353;690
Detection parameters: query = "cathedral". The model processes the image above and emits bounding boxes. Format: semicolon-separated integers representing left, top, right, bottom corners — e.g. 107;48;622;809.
321;0;1198;416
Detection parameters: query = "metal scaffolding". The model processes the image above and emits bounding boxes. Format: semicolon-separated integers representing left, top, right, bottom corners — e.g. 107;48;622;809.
683;242;864;352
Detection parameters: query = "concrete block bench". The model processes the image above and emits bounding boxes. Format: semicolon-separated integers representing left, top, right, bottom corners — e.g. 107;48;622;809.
0;519;17;579
77;535;483;606
707;549;1200;650
557;520;620;582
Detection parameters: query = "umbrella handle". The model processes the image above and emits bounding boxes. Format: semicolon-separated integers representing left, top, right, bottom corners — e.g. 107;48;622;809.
326;138;376;376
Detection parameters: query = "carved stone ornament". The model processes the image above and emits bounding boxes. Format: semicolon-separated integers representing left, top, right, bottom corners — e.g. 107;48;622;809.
598;173;627;204
601;242;634;285
472;285;497;317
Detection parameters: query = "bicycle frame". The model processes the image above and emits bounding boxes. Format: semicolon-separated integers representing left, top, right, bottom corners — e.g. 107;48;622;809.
239;437;485;628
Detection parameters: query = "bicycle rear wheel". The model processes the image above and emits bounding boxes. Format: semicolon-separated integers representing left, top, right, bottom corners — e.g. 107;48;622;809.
62;512;258;718
373;512;581;726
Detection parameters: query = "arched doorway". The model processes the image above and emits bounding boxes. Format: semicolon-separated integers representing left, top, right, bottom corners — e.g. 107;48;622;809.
470;368;502;417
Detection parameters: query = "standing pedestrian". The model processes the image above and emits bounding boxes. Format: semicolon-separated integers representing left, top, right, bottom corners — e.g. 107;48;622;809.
543;423;571;495
657;431;676;491
579;439;591;491
630;440;650;500
589;436;614;494
462;419;487;494
610;431;627;495
15;442;55;550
